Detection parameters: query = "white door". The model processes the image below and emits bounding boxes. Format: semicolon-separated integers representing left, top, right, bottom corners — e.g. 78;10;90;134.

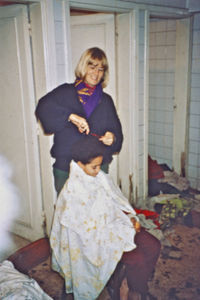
70;13;118;182
0;5;44;241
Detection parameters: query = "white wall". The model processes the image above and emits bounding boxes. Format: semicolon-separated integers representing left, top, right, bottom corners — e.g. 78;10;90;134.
188;13;200;190
149;19;176;168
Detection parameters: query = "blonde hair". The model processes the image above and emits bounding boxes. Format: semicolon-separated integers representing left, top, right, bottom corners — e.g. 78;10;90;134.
75;47;109;88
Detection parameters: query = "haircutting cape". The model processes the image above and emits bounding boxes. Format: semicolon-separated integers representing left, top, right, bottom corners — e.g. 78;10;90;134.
50;161;137;300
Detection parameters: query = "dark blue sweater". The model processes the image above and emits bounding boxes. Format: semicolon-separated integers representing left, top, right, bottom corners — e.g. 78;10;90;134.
35;83;123;171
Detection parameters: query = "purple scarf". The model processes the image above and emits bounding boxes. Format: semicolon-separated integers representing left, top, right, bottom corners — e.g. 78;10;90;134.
75;78;103;118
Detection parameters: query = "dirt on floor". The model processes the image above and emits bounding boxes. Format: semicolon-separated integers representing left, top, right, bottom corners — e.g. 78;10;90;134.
148;224;200;300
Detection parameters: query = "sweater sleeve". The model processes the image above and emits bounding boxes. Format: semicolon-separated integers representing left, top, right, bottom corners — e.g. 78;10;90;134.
35;84;78;134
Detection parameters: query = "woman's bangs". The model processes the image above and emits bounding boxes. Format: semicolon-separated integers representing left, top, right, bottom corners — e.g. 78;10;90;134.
88;58;107;71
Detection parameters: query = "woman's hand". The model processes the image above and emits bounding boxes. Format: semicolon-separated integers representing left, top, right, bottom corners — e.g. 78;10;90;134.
130;218;141;233
99;131;115;146
69;114;90;134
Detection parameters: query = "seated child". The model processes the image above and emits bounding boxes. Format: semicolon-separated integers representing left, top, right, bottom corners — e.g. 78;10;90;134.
50;136;160;300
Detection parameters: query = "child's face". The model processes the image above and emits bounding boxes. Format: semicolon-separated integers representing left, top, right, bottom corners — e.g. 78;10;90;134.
78;156;103;177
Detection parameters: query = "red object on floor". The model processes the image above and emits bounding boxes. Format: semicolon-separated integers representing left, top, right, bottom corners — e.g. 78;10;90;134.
135;208;161;229
148;155;164;180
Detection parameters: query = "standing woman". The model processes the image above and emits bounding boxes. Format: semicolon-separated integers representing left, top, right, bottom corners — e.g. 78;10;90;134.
35;47;123;195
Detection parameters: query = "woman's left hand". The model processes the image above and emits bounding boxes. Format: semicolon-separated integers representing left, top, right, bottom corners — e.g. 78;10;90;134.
99;131;115;146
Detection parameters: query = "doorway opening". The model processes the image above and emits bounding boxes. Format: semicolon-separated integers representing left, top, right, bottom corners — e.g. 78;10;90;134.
148;17;177;169
148;15;193;196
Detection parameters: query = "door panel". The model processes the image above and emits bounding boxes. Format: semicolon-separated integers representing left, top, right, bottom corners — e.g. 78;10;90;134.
0;5;44;240
70;13;117;182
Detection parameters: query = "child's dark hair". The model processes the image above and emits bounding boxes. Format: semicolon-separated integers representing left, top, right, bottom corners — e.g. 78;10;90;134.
71;135;107;164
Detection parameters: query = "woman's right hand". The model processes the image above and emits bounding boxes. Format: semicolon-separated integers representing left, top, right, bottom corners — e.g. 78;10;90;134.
69;114;90;134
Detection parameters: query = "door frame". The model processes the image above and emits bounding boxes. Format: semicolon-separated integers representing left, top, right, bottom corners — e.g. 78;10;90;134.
68;0;189;16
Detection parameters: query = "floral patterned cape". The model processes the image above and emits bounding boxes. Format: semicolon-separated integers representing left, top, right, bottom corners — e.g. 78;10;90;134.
50;161;137;300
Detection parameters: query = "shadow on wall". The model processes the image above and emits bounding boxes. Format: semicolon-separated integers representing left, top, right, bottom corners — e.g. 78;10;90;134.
0;155;20;262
